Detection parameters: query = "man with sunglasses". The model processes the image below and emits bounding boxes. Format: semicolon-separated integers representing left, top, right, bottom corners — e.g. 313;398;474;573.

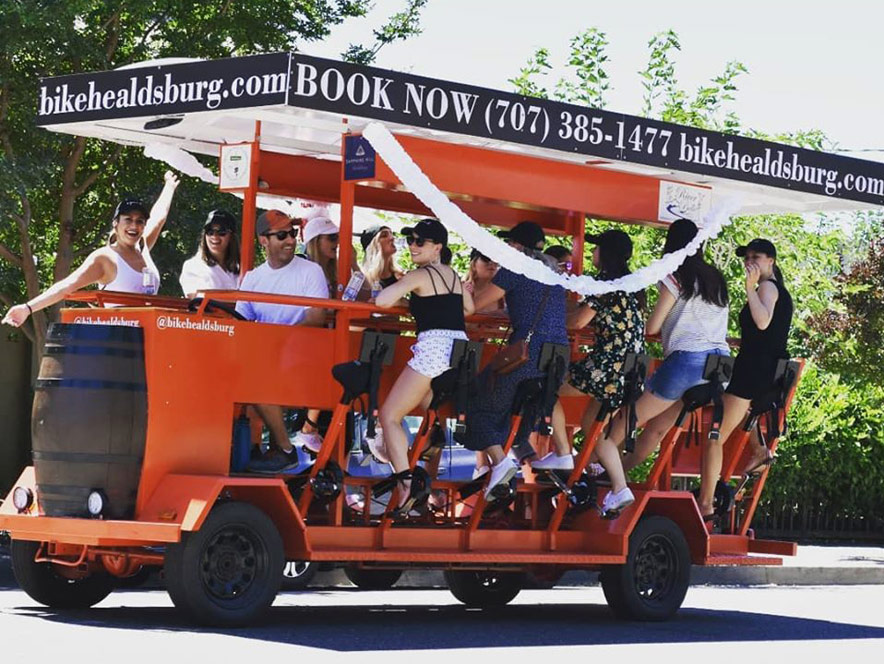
237;209;329;473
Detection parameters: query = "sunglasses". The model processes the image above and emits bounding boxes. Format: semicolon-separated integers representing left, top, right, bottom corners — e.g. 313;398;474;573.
322;233;339;243
264;228;297;241
205;228;231;237
406;236;430;247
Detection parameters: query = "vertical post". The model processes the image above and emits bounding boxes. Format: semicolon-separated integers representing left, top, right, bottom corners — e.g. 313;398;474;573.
239;121;262;276
569;211;585;276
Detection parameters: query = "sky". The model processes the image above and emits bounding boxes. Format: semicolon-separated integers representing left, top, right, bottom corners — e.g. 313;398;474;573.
302;0;884;163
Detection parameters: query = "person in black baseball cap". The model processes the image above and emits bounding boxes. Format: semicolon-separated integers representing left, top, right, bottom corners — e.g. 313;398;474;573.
736;238;777;259
498;220;545;251
401;218;452;264
179;209;240;298
2;170;180;328
360;224;401;290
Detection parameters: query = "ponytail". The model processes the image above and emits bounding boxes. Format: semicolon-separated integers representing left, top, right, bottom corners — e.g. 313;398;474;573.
440;246;452;265
772;263;784;284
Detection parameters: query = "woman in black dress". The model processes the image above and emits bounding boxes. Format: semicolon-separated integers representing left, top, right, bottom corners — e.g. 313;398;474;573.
696;238;793;522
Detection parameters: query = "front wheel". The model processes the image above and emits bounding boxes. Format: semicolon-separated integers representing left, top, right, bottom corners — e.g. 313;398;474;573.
444;570;524;607
10;540;114;609
600;515;691;621
164;501;284;626
343;566;402;590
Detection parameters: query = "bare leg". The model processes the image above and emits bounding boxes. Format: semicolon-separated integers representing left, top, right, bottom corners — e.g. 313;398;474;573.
551;382;587;456
379;366;433;474
485;444;506;465
622;401;682;472
254;403;293;452
698;393;750;516
302;408;321;434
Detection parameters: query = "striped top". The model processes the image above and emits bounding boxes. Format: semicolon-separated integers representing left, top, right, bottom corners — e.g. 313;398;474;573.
659;275;730;358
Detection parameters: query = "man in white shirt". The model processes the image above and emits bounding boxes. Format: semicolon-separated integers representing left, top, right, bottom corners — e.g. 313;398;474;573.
238;209;328;472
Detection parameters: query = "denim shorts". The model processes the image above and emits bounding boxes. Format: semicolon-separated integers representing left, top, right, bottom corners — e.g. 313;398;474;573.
645;349;728;401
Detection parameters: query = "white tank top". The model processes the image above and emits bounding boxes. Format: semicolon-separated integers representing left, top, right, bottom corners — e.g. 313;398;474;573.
101;246;161;295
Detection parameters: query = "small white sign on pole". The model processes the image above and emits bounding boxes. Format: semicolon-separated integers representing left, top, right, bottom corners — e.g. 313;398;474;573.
658;181;712;225
219;143;252;191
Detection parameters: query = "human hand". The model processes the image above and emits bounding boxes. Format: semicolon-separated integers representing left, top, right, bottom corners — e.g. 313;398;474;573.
745;262;761;289
164;170;180;187
2;303;31;327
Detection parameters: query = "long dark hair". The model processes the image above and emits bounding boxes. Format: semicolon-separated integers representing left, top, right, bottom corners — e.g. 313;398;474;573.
664;219;728;307
200;229;240;275
597;243;647;310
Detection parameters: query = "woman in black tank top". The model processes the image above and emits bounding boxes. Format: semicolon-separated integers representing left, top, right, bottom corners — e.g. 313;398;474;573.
697;239;793;525
373;219;474;515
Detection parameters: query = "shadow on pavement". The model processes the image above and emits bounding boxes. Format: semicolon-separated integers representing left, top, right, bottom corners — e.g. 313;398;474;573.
8;598;884;649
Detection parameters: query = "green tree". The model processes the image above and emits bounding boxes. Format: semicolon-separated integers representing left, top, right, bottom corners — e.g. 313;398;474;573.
0;0;429;351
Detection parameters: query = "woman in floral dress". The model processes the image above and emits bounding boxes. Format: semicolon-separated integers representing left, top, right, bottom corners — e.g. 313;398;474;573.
533;229;645;476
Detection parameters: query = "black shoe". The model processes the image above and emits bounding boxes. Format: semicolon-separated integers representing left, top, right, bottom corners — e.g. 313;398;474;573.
247;449;299;473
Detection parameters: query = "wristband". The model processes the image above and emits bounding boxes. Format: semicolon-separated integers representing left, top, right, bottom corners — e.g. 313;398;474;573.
25;303;33;315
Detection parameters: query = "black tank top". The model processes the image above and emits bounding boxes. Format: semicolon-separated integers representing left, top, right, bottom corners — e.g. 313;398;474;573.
738;278;792;358
408;265;466;334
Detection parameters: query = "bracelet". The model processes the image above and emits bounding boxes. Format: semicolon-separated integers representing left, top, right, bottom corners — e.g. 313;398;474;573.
25;303;33;315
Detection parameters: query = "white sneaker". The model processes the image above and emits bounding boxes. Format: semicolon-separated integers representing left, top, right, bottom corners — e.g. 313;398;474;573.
294;430;323;455
531;452;575;471
601;487;635;518
484;459;517;499
366;428;390;464
472;465;490;481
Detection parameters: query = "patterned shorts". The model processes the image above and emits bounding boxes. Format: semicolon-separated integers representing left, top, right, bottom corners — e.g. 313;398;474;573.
407;329;469;378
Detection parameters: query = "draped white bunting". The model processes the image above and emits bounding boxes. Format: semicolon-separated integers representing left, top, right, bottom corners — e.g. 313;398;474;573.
362;122;743;296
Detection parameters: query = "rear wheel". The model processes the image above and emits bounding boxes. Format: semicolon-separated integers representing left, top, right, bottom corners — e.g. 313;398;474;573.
600;515;691;621
444;570;524;607
343;566;402;590
164;501;284;626
282;560;318;590
10;540;114;609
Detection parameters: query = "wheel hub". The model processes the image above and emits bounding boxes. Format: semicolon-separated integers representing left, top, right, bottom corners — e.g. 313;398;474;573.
633;534;677;601
200;529;259;600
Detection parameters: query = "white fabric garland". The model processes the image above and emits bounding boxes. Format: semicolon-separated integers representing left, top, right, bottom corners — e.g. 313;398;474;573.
362;122;743;296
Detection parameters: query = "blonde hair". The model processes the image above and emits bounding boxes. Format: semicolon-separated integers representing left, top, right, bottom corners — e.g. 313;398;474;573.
306;237;337;294
361;230;392;285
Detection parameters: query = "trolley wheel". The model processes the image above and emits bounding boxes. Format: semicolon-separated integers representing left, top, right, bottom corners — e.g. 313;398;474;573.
444;570;524;607
282;560;318;590
600;515;691;621
343;566;402;589
164;501;284;626
10;540;114;609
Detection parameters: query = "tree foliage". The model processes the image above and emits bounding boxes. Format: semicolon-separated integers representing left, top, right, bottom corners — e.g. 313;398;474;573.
0;0;428;350
510;29;883;532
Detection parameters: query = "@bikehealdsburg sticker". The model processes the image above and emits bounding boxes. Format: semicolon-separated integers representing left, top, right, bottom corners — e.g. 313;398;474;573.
156;315;235;337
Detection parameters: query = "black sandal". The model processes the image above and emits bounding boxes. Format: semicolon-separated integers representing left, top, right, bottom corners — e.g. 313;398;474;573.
744;452;775;477
384;468;431;519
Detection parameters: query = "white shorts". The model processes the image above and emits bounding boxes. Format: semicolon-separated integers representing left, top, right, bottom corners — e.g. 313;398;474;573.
407;329;469;378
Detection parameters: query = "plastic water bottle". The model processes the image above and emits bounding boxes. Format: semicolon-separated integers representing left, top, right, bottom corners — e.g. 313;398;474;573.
231;414;252;472
342;272;365;301
371;281;382;300
141;268;158;295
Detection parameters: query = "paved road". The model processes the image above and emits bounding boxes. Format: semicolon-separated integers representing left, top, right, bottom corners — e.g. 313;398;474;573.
1;584;883;662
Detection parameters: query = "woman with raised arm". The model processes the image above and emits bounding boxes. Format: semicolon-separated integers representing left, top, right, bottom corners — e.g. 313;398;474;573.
374;218;474;516
696;239;792;524
3;171;179;328
179;209;240;298
593;218;730;518
360;224;403;296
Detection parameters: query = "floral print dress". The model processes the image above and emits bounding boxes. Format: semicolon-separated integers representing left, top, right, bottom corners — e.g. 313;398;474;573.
568;285;645;409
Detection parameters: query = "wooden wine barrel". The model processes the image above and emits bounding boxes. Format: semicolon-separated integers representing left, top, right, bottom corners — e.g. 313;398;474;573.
32;323;147;519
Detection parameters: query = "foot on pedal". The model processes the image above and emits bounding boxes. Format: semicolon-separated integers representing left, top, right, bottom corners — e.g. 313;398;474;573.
599;487;635;520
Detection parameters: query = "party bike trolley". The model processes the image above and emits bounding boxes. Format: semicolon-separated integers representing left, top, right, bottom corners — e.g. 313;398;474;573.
3;53;883;626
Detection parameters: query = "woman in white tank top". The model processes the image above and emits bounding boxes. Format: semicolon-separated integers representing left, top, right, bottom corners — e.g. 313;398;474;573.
1;171;179;328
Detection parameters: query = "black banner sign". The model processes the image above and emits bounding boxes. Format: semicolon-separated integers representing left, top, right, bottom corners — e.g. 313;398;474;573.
34;52;884;207
36;53;290;125
288;54;884;207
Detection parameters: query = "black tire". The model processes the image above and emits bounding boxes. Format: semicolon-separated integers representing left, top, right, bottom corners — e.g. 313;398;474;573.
281;560;318;590
164;501;284;626
10;540;114;609
600;515;691;621
444;570;524;607
343;566;402;590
